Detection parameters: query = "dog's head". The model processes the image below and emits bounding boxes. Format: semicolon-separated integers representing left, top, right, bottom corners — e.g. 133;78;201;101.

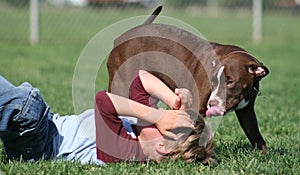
206;51;269;117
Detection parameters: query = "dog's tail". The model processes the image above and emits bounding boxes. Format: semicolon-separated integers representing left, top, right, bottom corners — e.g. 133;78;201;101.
143;5;163;25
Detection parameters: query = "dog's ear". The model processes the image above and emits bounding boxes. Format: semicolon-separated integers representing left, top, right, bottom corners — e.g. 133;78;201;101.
248;64;269;78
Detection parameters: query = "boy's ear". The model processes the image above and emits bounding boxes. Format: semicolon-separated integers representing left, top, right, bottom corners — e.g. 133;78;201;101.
154;142;172;155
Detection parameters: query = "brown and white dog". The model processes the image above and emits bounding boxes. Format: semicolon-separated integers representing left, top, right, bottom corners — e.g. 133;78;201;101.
107;6;269;152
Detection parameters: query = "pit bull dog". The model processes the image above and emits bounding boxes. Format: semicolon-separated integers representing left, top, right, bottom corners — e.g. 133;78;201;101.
107;6;269;153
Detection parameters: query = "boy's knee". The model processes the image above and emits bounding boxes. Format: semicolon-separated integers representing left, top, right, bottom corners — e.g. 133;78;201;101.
0;83;56;161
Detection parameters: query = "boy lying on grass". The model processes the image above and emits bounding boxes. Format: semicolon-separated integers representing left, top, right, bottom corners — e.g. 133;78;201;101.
0;70;214;165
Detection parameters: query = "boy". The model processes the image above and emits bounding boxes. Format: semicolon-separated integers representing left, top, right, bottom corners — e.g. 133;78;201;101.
0;70;213;164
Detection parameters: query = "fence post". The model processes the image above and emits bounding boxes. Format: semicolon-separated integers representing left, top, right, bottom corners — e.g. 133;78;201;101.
207;0;219;16
252;0;262;43
30;0;39;45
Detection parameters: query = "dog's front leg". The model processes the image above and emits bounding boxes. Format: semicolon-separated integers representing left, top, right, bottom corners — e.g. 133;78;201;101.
235;92;267;153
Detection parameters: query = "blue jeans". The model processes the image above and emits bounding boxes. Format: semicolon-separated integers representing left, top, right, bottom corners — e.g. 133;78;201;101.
0;75;57;161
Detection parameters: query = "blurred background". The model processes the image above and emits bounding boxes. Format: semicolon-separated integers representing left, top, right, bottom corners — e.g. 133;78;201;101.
1;0;299;45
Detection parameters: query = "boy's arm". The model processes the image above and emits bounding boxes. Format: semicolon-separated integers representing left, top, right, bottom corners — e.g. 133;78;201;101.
138;70;192;110
106;92;194;139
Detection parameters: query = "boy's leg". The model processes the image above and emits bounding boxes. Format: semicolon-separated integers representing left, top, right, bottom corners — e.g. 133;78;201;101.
0;77;57;161
0;75;15;93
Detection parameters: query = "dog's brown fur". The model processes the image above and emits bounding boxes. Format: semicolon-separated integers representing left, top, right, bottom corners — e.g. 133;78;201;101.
107;6;268;152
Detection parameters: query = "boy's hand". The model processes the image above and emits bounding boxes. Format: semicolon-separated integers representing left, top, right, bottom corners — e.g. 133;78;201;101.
173;88;193;110
155;109;195;140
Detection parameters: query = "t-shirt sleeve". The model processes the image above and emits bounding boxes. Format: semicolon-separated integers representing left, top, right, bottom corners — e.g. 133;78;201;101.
129;73;158;108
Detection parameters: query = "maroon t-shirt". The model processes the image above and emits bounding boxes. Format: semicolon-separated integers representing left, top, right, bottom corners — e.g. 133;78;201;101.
95;75;157;163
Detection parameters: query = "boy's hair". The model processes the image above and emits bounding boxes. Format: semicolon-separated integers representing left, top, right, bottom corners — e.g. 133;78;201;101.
157;110;215;164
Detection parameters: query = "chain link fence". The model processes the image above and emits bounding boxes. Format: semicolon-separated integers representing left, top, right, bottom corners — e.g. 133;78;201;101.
1;0;299;45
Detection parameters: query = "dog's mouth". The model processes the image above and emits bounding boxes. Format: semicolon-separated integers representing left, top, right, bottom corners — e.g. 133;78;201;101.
205;106;225;117
206;98;249;117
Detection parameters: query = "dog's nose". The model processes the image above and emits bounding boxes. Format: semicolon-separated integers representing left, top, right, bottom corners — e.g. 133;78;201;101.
208;99;219;107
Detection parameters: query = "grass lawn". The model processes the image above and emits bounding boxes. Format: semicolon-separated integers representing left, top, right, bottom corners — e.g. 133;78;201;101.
0;5;299;174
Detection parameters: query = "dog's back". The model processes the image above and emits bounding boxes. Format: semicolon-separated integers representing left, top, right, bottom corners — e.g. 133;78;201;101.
107;6;218;114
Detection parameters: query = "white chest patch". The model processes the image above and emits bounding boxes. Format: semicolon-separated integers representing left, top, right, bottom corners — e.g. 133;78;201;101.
208;66;225;108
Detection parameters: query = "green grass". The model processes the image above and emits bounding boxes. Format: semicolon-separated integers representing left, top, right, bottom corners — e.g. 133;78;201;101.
0;5;299;174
